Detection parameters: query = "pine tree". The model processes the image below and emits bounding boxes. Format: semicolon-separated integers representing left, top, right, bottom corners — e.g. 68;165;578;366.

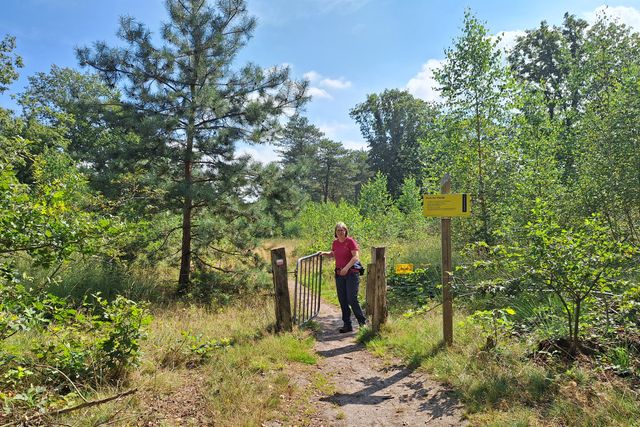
77;0;307;293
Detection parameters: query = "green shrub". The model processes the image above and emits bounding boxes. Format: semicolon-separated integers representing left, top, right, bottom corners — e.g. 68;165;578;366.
387;267;440;311
1;289;151;418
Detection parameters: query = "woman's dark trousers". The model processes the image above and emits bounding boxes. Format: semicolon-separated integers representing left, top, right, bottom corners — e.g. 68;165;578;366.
335;272;366;327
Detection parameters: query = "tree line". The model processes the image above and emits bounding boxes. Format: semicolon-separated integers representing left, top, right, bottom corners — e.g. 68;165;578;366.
1;2;638;297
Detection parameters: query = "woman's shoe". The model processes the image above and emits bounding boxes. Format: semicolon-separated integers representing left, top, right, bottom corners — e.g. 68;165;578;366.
338;325;353;333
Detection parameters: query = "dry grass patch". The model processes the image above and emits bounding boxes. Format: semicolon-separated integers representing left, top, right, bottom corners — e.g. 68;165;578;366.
56;297;321;426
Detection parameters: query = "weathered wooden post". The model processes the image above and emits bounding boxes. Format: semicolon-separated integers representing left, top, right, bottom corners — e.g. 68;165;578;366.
365;247;376;317
271;247;292;332
371;246;387;333
441;175;453;346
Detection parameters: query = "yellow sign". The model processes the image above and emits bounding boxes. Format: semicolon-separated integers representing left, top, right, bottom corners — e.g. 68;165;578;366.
423;193;471;217
395;264;414;274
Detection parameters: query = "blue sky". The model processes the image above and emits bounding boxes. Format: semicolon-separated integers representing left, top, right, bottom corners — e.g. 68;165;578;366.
2;0;640;162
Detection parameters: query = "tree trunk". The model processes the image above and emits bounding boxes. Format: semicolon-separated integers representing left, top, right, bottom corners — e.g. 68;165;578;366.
475;99;489;243
571;300;581;355
323;163;329;203
177;155;193;294
178;94;196;295
178;194;192;294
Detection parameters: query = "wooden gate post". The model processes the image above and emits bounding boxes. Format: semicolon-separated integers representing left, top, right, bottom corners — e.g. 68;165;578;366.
372;246;387;333
271;247;292;332
441;175;453;346
365;247;376;317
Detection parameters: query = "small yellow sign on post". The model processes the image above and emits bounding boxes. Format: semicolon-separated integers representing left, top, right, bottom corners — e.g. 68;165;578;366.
395;264;414;274
423;193;471;217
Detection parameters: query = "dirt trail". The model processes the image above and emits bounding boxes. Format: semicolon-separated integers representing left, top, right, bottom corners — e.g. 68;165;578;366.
301;299;466;426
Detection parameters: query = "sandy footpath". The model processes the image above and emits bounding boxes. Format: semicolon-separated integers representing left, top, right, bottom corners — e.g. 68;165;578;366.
297;299;467;426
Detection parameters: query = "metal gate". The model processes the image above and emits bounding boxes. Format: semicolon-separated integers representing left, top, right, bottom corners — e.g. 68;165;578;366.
293;252;323;325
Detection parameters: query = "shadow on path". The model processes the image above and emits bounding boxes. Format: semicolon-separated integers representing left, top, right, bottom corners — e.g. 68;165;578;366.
309;289;466;425
316;343;362;358
320;367;415;405
319;365;461;419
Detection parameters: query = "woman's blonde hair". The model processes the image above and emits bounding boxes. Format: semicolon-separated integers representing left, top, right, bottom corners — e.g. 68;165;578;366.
334;222;348;237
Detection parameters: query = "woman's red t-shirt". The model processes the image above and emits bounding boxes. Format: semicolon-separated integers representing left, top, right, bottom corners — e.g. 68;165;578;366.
332;237;359;269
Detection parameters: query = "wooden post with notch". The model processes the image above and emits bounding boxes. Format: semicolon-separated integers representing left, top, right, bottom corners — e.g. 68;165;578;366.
271;247;292;332
441;174;453;346
371;246;387;333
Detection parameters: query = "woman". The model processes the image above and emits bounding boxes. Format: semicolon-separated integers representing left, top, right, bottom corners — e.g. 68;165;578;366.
321;222;367;333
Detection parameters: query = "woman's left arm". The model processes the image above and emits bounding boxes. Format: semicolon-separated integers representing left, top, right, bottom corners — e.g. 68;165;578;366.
339;249;360;276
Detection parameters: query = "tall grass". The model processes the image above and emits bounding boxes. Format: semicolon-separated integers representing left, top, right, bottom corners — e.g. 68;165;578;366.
58;295;321;426
44;260;171;303
362;307;640;425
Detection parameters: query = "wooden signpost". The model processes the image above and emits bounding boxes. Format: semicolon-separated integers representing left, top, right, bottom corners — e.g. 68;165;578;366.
423;174;471;346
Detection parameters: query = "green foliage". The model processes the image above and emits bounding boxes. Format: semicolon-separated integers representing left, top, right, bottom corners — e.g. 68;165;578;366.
290;201;365;254
387;268;439;311
524;203;637;351
1;135;126;270
1;285;150;417
467;307;516;349
45;260;166;304
350;89;435;197
396;177;422;216
166;331;234;368
461;200;638;354
358;171;393;218
0;34;23;93
77;0;307;293
434;9;512;244
576;60;640;244
358;172;404;242
275;115;369;205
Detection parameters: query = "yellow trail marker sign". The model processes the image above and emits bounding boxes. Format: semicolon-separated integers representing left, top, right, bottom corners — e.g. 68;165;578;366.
394;264;414;274
423;193;471;217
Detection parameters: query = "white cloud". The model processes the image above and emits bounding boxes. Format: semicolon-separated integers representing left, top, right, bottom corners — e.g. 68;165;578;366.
494;30;526;54
303;70;322;82
584;5;640;31
304;70;352;89
320;77;352;89
341;139;368;151
406;58;444;103
308;86;332;99
311;0;371;15
303;71;351;100
318;122;352;139
237;144;280;164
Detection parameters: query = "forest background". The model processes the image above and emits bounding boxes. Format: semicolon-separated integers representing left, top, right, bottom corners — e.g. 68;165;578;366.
1;0;639;425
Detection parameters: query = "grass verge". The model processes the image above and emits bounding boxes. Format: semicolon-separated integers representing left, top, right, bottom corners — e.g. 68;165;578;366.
54;296;321;426
361;306;640;426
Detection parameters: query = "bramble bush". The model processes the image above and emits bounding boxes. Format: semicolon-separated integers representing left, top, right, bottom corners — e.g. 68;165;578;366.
1;283;151;417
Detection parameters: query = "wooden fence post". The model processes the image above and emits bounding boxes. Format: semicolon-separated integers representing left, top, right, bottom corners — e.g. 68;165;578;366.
365;247;376;317
271;247;292;332
372;246;387;333
441;175;453;346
